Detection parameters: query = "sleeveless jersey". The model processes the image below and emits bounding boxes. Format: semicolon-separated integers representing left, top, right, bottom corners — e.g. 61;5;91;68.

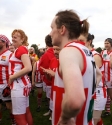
92;50;107;98
52;42;96;125
0;49;12;88
101;50;112;82
35;61;42;83
9;46;31;95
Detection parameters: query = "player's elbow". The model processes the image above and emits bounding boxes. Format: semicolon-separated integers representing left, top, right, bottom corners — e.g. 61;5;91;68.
68;94;85;112
26;65;32;73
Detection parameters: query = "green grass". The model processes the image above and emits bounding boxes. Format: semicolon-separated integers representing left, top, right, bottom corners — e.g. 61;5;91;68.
1;89;112;125
29;91;51;125
1;89;51;125
102;109;112;125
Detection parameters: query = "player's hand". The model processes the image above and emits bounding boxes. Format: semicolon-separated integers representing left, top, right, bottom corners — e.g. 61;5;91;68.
40;67;49;74
57;117;75;125
40;66;47;72
8;75;14;84
32;82;35;88
46;69;55;77
40;67;55;76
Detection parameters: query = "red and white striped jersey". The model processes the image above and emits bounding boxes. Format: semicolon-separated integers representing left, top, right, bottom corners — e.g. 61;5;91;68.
101;50;112;82
0;49;12;88
52;41;96;125
9;46;31;93
35;61;42;83
92;50;105;87
92;50;107;98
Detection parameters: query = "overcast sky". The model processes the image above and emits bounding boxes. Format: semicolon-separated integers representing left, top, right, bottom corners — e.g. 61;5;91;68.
0;0;112;48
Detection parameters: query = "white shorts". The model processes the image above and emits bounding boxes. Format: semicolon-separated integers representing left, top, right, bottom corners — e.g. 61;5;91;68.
35;82;43;88
49;98;53;111
11;86;31;97
43;82;46;92
46;86;51;99
11;96;29;115
0;88;11;101
105;81;112;88
94;88;107;110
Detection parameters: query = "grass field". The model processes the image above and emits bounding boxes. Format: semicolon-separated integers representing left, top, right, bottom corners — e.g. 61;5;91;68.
1;89;51;125
1;89;112;125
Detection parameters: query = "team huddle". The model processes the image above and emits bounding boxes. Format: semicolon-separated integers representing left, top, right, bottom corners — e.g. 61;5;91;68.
0;10;112;125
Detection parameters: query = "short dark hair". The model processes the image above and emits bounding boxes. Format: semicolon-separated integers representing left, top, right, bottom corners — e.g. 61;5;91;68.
105;38;112;46
45;35;53;47
87;33;95;46
87;33;94;41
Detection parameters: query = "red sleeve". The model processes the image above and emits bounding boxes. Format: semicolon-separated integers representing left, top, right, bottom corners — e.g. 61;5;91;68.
49;58;58;71
15;46;28;59
49;59;53;69
39;54;49;74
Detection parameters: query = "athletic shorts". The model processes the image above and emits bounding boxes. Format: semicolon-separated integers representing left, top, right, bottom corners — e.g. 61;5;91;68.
105;81;112;88
11;96;29;115
46;86;51;99
0;88;11;101
94;88;107;110
43;82;46;92
11;86;31;97
49;98;53;111
35;82;43;88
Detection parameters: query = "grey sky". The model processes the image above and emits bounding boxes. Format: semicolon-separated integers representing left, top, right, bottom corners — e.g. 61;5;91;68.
0;0;112;48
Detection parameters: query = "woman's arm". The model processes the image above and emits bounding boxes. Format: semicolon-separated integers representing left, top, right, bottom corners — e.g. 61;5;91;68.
9;54;32;83
96;65;102;87
32;62;37;87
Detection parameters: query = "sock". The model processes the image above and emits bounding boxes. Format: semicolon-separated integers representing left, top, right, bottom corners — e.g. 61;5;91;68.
105;95;111;112
37;93;42;106
97;119;103;125
10;113;14;119
10;113;16;124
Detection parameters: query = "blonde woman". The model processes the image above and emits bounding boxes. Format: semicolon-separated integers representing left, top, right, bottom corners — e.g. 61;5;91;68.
9;29;33;125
